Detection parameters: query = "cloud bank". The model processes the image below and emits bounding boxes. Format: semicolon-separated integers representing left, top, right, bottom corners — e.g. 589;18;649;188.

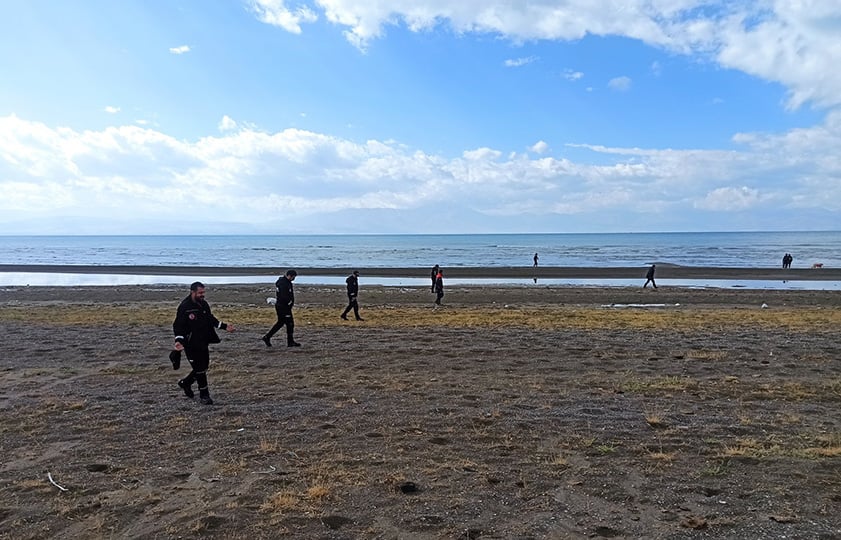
2;112;840;233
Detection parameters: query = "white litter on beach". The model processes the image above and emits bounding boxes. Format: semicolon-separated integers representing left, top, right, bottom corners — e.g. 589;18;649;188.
266;297;277;305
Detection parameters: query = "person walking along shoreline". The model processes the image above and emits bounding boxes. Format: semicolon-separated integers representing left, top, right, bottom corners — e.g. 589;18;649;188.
341;270;364;321
262;269;301;347
172;281;235;405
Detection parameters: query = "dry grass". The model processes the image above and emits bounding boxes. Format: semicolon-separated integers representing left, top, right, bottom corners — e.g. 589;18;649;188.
3;304;841;331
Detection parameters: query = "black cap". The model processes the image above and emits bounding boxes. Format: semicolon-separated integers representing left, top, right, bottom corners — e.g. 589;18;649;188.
353;270;359;275
286;269;297;277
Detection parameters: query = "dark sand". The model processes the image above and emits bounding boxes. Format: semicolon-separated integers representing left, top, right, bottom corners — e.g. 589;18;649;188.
1;284;840;539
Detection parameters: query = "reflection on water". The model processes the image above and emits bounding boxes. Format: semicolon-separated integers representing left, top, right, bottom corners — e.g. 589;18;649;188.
0;273;839;291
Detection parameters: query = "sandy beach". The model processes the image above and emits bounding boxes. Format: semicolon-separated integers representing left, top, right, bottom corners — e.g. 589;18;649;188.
1;282;840;539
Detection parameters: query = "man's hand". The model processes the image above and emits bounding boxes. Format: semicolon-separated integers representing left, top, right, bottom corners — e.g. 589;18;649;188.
174;342;184;351
225;324;236;332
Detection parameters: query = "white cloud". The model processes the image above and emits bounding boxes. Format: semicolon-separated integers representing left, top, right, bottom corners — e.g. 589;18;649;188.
695;186;761;211
104;106;120;114
504;56;537;67
252;2;841;110
248;0;318;34
608;76;632;91
2;112;841;233
169;45;191;54
218;115;238;132
650;61;662;76
529;141;549;154
562;69;583;81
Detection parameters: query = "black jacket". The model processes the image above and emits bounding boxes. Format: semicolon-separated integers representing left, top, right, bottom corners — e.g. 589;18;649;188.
346;274;358;298
276;276;295;308
173;295;225;348
646;266;656;279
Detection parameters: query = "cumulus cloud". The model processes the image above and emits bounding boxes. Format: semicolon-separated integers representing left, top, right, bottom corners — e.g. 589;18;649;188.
562;69;583;81
2;112;840;232
218;115;238;132
529;141;549;154
695;186;761;211
169;45;191;54
608;76;632;91
504;56;537;67
248;0;318;34
247;2;841;111
104;106;120;114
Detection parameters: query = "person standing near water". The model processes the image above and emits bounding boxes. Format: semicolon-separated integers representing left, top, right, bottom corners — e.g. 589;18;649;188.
533;253;539;267
643;264;657;289
434;268;444;305
430;264;439;293
172;281;235;405
262;269;301;347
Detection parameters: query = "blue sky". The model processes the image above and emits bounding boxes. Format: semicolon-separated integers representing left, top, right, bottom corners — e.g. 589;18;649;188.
1;1;839;234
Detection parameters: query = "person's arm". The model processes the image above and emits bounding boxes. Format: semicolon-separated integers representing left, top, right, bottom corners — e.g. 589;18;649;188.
173;303;189;350
206;301;235;332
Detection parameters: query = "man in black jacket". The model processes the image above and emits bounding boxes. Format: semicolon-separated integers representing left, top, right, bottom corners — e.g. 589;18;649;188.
172;281;235;405
340;270;364;321
643;264;657;289
262;269;301;347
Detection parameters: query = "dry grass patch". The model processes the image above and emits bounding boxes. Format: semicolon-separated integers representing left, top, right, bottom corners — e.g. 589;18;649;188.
619;375;696;395
5;304;841;332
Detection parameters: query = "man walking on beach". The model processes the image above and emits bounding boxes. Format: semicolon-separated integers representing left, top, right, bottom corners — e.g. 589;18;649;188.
533;253;539;267
341;270;364;321
434;268;444;305
262;269;301;347
643;264;657;289
172;281;235;405
430;264;439;293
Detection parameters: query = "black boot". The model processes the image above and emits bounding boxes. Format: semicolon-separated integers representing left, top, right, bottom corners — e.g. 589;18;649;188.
261;335;272;347
199;388;214;405
178;379;194;398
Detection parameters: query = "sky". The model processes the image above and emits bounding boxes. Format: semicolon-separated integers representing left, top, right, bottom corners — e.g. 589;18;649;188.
1;0;840;235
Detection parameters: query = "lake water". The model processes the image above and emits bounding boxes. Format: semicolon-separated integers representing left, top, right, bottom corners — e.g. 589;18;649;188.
1;231;839;289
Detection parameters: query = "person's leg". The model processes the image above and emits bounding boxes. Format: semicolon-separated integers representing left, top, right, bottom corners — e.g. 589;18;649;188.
352;299;362;320
263;304;286;346
341;296;352;319
187;348;212;404
286;312;300;346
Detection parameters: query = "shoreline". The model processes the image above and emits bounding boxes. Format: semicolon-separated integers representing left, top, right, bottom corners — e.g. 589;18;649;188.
1;264;840;281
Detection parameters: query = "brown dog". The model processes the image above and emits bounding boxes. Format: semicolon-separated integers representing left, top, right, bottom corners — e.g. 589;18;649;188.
811;263;824;269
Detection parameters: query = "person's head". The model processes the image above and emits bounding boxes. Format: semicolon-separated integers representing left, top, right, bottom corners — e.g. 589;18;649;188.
433;264;439;270
352;270;359;277
286;269;297;281
189;281;206;302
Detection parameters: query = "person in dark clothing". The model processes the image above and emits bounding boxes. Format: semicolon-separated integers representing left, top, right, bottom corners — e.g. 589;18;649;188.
533;252;539;267
172;281;235;405
782;253;787;269
430;264;439;293
643;264;657;289
434;269;444;305
341;270;364;321
262;269;301;347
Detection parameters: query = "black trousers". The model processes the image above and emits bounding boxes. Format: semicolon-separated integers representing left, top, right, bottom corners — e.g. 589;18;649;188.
266;304;295;343
342;295;360;319
182;345;210;392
